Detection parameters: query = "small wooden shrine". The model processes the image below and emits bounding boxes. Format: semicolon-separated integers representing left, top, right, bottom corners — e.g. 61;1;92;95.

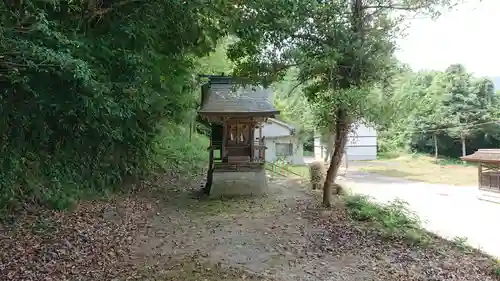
197;75;279;197
461;149;500;197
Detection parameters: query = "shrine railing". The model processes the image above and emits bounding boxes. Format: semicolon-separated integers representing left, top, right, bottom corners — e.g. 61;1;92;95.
265;160;306;178
207;142;267;164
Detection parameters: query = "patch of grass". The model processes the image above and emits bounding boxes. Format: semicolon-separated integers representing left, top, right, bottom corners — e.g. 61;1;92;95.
265;163;309;178
154;123;209;176
491;261;500;278
286;165;310;178
377;150;405;160
452;236;474;253
344;194;430;245
303;150;314;157
437;157;474;167
360;154;478;186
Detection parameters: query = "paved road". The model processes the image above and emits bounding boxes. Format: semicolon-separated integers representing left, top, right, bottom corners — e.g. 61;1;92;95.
341;170;500;258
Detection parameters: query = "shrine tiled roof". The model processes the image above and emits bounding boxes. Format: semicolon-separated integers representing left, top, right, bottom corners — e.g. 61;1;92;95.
461;149;500;164
198;77;279;116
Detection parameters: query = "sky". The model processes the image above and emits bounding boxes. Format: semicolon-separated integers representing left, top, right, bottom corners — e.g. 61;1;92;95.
395;0;500;77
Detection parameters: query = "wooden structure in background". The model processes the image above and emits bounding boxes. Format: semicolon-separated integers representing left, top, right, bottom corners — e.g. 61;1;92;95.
461;149;500;193
198;75;279;195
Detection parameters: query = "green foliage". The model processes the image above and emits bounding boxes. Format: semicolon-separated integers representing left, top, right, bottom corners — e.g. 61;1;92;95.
272;69;312;126
377;149;405;160
491;261;500;278
437;157;474;167
224;1;460;178
303;150;314;157
375;63;500;158
345;194;430;245
227;0;397;129
271;68;315;144
441;65;493;139
196;36;238;75
0;1;230;213
224;0;459;207
153;123;209;175
451;236;474;253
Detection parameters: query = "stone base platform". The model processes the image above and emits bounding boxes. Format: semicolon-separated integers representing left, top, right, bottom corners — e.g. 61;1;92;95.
209;169;268;198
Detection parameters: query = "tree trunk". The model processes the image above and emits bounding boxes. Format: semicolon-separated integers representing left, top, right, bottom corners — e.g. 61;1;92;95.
189;110;194;142
322;126;335;163
321;0;359;207
324;133;334;163
433;133;438;162
189;118;193;142
461;135;466;157
323;108;349;207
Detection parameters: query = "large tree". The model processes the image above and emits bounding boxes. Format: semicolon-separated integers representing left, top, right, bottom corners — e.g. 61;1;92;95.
441;64;495;157
374;63;499;159
227;0;458;206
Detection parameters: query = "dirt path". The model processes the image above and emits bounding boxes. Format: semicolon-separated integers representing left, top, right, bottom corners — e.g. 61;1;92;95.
130;175;496;281
1;173;497;281
132;176;367;281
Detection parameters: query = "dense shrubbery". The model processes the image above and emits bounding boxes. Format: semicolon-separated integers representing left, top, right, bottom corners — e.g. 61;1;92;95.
0;1;229;212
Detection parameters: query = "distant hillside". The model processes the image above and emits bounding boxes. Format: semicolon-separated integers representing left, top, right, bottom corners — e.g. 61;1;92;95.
491;76;500;90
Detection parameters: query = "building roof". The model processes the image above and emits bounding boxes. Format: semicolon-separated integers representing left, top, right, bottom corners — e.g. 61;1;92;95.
461;149;500;164
198;76;279;116
269;118;296;132
260;118;297;139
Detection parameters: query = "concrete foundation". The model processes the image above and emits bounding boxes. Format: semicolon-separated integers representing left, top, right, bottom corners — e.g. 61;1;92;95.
209;169;268;198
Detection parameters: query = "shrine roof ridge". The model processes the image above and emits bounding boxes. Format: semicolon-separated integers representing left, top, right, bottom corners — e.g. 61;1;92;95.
461;149;500;164
198;76;279;116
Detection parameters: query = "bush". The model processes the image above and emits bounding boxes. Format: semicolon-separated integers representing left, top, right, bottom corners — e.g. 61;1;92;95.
0;120;209;213
344;194;430;245
0;1;225;214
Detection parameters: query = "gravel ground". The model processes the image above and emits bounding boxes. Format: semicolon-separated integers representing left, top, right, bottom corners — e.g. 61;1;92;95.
1;174;498;281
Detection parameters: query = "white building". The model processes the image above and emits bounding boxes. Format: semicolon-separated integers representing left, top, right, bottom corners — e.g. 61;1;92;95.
314;121;377;161
256;118;305;165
